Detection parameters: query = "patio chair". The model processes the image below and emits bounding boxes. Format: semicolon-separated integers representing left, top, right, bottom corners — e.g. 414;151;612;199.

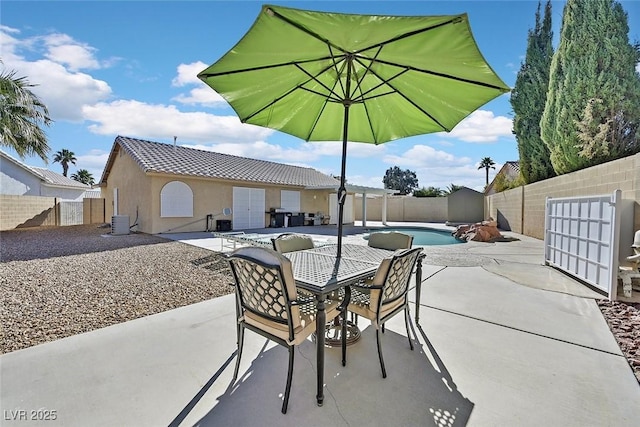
367;231;413;250
271;233;315;253
271;233;350;358
347;247;423;378
226;246;344;414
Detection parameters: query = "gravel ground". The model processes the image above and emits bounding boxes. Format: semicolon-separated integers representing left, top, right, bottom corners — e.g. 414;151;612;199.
1;224;638;383
0;224;233;354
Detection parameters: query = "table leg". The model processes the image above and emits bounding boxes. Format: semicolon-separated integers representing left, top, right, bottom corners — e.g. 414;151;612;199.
415;254;424;323
315;296;326;406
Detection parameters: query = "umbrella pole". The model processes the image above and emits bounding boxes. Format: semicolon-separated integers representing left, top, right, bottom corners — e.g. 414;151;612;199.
336;103;349;259
337;54;355;259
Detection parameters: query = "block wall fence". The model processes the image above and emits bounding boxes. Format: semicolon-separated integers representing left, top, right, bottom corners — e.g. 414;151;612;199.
486;152;640;240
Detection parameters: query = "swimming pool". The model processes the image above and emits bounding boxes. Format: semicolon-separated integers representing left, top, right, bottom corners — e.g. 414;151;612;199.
365;227;464;246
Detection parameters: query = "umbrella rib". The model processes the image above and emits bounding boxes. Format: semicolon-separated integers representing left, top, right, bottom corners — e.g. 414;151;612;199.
199;56;333;78
267;7;349;55
242;58;346;122
371;57;509;91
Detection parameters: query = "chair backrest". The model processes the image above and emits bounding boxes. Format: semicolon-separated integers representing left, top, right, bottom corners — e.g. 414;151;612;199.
368;231;413;250
272;233;315;253
227;246;301;337
370;247;422;311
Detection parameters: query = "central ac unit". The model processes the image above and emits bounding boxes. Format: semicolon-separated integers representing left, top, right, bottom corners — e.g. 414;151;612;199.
111;215;130;235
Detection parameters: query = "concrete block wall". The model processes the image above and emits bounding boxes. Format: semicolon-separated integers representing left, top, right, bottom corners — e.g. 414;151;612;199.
0;195;56;230
83;198;106;225
486;187;523;233
486;153;640;240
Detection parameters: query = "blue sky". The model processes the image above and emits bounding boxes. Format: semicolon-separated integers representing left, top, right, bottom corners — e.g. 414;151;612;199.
2;0;639;191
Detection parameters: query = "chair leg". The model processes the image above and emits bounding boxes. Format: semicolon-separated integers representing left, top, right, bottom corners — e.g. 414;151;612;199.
232;324;245;382
376;328;387;378
282;346;295;414
404;307;414;351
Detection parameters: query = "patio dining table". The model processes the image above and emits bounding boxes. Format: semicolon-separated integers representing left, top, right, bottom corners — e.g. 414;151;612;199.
283;243;424;407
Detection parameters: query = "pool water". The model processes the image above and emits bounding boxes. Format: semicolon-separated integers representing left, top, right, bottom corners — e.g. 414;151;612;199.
365;227;464;246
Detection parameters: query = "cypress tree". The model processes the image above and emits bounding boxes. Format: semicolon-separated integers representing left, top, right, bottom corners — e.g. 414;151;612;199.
511;1;555;183
541;0;640;175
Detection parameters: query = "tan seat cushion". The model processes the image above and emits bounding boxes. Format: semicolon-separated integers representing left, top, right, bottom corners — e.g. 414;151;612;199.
244;298;340;345
273;234;314;253
368;232;412;250
347;286;405;328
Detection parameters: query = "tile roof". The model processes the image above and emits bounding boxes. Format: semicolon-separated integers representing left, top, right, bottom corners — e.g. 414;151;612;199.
505;161;520;174
108;136;340;188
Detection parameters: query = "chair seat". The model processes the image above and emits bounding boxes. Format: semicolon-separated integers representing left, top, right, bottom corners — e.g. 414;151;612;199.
244;297;340;345
348;286;405;328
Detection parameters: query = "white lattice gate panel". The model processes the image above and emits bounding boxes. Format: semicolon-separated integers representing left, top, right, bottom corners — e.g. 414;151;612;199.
544;190;622;298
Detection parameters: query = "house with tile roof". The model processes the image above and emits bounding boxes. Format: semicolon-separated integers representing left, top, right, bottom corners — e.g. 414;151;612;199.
98;136;348;234
484;161;520;195
0;149;90;200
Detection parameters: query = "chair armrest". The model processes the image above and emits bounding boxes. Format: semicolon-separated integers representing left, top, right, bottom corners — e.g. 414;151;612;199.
352;281;383;290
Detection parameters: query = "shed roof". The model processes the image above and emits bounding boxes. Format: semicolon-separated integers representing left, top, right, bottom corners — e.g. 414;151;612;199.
99;136;340;188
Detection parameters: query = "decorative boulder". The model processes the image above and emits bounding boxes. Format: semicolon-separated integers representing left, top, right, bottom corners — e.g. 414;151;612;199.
452;218;502;242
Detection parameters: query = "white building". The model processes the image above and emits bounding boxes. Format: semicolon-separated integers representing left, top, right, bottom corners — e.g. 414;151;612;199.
0;149;91;200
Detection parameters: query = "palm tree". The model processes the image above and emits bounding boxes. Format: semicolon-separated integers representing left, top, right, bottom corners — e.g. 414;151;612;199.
53;149;77;177
70;169;94;186
478;157;496;186
445;183;463;195
0;63;52;161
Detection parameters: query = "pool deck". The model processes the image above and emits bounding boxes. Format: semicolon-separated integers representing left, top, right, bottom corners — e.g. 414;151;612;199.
1;221;639;426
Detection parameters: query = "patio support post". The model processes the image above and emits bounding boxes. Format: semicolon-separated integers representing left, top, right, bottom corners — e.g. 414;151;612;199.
382;193;388;225
362;190;367;227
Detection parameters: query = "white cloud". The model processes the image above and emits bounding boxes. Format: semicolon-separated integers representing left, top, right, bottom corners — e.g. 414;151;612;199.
171;61;229;107
0;27;112;121
636;62;640;74
82;99;273;143
172;61;209;87
28;60;112;121
383;144;471;168
42;33;101;71
443;110;513;143
172;84;227;106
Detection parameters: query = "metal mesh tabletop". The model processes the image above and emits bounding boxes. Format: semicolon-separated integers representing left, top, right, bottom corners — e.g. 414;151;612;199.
284;250;379;293
308;244;393;264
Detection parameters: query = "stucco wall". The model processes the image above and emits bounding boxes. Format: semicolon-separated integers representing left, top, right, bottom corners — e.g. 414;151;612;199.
102;148;337;234
40;185;88;201
0;195;56;230
486;153;640;239
103;150;152;232
0;160;42;195
448;189;484;223
355;196;448;222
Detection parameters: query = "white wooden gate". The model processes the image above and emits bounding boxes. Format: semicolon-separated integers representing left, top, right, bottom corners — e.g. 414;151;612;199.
544;190;623;299
58;201;84;226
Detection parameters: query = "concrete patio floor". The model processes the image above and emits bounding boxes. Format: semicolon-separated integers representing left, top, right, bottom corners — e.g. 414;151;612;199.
1;222;639;426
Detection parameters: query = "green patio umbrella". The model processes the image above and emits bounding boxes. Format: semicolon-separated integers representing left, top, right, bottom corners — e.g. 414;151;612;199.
198;4;510;256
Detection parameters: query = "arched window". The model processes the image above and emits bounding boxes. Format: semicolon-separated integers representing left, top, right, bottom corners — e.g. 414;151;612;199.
160;181;193;217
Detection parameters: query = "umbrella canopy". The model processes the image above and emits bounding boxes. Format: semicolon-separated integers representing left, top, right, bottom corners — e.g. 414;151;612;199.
198;4;510;256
